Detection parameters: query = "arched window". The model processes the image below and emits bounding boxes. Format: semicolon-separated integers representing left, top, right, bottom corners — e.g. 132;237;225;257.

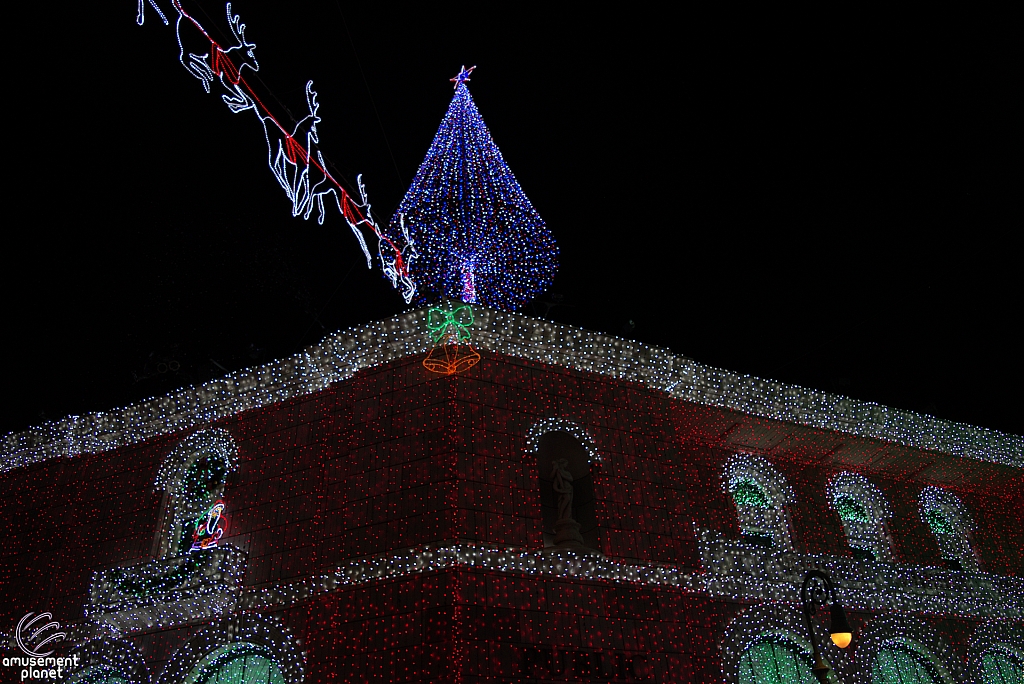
738;637;816;684
527;418;599;550
724;454;795;551
183;643;286;684
871;640;948;684
827;472;893;562
981;646;1024;684
153;429;238;558
160;615;303;684
919;486;979;572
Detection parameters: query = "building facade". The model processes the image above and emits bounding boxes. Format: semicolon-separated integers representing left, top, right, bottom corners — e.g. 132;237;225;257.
1;305;1022;683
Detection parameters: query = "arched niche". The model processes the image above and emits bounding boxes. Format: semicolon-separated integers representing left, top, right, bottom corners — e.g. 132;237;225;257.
720;603;854;684
827;471;894;562
723;453;795;551
152;428;238;559
855;615;961;684
967;621;1024;684
180;644;285;684
919;486;979;572
527;418;599;551
155;614;304;684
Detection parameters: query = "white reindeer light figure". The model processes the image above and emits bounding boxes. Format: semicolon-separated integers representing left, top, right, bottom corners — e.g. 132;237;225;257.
137;1;418;303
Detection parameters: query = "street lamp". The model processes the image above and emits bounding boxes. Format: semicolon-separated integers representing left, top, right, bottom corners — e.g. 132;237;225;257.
801;569;853;683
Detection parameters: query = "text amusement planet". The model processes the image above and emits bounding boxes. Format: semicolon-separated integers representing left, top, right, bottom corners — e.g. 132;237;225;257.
4;612;77;681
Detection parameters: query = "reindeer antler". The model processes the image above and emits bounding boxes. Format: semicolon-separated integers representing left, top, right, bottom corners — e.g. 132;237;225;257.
226;3;257;59
306;82;321;122
303;81;323;143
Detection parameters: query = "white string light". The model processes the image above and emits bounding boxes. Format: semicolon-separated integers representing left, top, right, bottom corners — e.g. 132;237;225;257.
4;306;1019;473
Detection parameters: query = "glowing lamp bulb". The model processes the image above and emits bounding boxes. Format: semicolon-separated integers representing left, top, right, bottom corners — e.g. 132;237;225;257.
828;603;853;648
830;631;853;649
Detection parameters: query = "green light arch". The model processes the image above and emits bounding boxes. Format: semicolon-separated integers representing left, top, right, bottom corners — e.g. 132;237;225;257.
738;637;817;684
870;639;949;684
183;643;286;684
981;646;1024;684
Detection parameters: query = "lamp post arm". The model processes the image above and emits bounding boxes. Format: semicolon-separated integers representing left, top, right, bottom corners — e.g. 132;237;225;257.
801;570;830;651
801;569;836;683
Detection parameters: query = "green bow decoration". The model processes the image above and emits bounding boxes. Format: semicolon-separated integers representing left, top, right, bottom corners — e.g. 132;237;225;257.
427;305;474;343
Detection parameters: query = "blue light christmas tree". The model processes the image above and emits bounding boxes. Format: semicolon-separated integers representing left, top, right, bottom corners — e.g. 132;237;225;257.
389;67;558;310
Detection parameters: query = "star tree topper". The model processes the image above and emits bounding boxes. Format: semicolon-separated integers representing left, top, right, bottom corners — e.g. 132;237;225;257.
450;65;476;89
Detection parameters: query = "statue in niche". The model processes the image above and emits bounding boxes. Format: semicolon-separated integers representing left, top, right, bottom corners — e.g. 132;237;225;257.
552;459;575;521
551;459;584;546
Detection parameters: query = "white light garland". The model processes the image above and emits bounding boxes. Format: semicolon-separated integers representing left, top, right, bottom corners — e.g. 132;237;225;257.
525;417;601;464
242;542;701;613
87;547;246;633
696;529;1023;620
4;306;1019;474
62;636;149;684
154;428;238;491
231;539;1023;622
58;537;1023;680
58;549;1022;684
723;453;796;504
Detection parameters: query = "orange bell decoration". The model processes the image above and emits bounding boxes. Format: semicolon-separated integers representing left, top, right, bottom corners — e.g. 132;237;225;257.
423;305;481;376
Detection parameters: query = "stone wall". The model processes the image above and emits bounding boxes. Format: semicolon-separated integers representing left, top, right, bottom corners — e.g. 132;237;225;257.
1;350;1020;682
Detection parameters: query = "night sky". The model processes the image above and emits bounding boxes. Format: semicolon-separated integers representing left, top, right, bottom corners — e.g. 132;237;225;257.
3;4;1019;438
